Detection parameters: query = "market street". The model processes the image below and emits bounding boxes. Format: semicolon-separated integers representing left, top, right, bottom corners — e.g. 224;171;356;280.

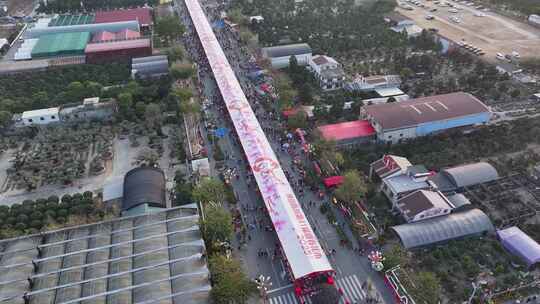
176;1;395;303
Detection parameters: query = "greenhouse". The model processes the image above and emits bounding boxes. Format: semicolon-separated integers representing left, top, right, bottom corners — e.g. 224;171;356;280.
0;205;210;304
49;14;95;27
31;32;91;59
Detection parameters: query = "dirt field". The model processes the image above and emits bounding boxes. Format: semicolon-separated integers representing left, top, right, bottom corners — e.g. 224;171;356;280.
396;1;540;62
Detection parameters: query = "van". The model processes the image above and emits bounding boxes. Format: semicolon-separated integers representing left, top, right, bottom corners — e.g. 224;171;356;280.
496;53;504;60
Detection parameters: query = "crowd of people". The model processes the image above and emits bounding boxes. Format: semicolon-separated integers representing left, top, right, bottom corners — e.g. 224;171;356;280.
178;1;382;303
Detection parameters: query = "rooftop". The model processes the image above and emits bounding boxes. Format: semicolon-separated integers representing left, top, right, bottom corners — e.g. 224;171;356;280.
0;206;210;304
318;120;375;141
261;43;312;58
363;92;490;130
370;154;412;179
375;87;405;98
442;162;499;188
85;38;151;53
21;107;59;118
392;209;494;249
498;226;540;267
95;8;153;26
397;190;454;220
312;54;338;66
385;173;430;194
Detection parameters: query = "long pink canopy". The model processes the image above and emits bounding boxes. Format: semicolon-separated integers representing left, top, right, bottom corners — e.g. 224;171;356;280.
184;0;332;279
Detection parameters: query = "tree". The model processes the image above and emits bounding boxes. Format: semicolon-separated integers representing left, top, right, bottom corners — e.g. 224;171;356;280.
135;101;146;118
144;103;162;130
335;170;367;205
136;148;160;167
209;255;257;304
287;112;308;130
227;8;248;25
170;63;195;80
117;92;133;116
155;16;185;44
412;272;441;304
167;46;184;62
0;110;12;128
311;283;341;304
192;177;227;204
201;204;233;246
383;245;409;271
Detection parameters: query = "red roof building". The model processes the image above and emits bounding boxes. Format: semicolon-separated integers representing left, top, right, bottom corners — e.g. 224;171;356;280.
95;8;153;27
85;39;152;64
317;120;375;146
91;29;141;43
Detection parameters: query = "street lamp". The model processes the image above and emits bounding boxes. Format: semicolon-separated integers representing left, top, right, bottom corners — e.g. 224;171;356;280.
254;275;272;303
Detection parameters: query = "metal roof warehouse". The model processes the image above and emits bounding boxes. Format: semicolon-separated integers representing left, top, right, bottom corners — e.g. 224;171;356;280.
362;92;490;130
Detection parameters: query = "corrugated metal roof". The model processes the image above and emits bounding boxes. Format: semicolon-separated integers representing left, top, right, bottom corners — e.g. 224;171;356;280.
31;32;90;58
392;209;494;249
262;43;312;58
95;8;153;26
442;162;499;188
85;38;150;53
363;92;491;130
123;167;166;211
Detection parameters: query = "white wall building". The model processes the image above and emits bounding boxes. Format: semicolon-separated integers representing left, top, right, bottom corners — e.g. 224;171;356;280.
21;107;60;126
261;43;312;69
397;190;454;223
308;55;346;91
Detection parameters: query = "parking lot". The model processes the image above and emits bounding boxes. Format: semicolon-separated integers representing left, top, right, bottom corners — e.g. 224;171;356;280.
396;0;540;62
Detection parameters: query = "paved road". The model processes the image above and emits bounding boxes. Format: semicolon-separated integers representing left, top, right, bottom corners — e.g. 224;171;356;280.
176;1;395;303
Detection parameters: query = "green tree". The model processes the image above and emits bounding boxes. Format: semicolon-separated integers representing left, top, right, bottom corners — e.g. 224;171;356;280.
155;16;185;44
192;177;227;204
0;110;12;128
144;103;162;130
383;245;409;271
167;46;184;62
209;255;257;304
117;92;133;116
201;204;233;246
334;170;367;204
412;272;441;304
170;63;195;80
287;112;308;130
135;101;146;118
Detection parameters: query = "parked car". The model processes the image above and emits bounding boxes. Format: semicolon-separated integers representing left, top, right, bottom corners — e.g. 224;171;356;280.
512;51;520;59
425;15;435;20
496;53;505;60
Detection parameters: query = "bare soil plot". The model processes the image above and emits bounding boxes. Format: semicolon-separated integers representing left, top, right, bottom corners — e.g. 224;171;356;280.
396;4;540;61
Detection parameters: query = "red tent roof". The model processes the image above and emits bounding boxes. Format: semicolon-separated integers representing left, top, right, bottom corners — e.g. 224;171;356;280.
324;176;344;188
318;120;375;141
95;8;153;26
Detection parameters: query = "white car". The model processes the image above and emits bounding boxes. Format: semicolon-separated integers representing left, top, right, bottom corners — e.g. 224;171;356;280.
474;12;485;17
512;51;520;58
425;15;435;20
449;8;458;13
496;53;504;60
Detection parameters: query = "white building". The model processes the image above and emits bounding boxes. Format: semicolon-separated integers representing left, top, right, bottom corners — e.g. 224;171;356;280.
308;55;346;91
346;74;402;92
261;43;312;69
21;107;60;126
